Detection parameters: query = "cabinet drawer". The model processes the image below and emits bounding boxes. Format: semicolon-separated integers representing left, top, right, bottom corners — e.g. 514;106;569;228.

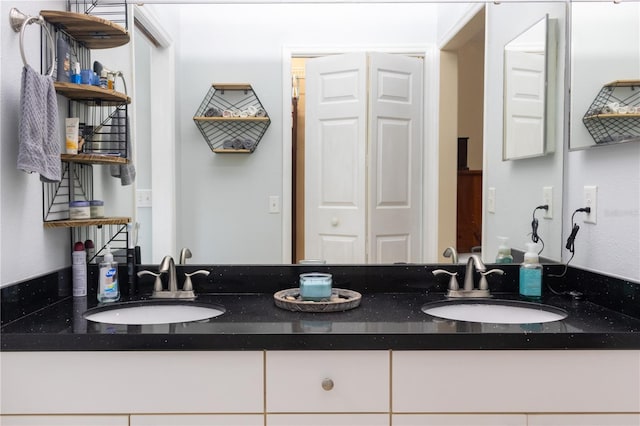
393;351;640;413
131;415;264;425
0;351;263;414
528;414;640;426
266;350;389;413
392;414;526;425
0;416;128;426
267;414;389;425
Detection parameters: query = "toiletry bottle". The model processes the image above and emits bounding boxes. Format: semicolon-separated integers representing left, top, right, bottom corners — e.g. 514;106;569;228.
84;239;95;263
99;70;108;89
72;241;87;297
519;242;542;299
98;245;120;302
495;236;513;263
71;62;81;84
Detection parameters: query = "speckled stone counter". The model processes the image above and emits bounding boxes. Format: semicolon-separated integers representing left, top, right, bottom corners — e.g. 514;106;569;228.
2;264;639;351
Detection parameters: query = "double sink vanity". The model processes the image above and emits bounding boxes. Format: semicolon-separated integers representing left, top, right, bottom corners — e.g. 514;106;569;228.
2;262;639;424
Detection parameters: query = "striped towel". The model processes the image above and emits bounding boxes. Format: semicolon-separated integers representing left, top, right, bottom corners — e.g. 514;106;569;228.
17;65;61;182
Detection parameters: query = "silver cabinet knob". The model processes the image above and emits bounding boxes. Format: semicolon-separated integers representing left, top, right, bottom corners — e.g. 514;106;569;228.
321;378;334;391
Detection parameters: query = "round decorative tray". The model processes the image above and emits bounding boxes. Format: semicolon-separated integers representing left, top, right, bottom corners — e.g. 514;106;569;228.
273;288;362;313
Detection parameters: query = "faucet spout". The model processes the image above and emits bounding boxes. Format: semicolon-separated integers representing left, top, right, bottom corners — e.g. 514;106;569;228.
463;254;486;291
159;255;178;292
179;247;192;265
442;246;459;264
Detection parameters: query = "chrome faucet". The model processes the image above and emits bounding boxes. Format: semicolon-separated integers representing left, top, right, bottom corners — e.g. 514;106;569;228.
179;247;192;264
433;254;503;298
159;255;178;293
463;254;486;291
137;255;208;299
442;246;459;264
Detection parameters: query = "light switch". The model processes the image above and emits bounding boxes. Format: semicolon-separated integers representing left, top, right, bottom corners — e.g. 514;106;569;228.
487;187;496;213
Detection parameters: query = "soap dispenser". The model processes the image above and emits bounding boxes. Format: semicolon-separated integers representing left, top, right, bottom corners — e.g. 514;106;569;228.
98;245;120;303
519;242;542;299
495;236;513;263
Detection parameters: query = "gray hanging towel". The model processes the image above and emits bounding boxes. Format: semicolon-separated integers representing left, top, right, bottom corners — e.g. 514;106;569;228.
109;108;136;186
17;65;61;182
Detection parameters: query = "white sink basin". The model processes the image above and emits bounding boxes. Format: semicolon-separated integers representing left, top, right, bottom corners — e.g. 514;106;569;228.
422;299;567;324
84;302;225;325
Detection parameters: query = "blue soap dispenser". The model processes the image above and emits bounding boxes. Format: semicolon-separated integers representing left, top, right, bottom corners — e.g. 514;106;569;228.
519;242;542;299
98;245;120;303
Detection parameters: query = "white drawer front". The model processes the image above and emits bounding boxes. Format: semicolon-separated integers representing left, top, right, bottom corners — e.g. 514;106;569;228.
267;414;389;425
0;416;129;426
393;350;640;413
266;350;389;413
131;414;264;425
0;351;263;414
528;414;640;426
392;414;527;425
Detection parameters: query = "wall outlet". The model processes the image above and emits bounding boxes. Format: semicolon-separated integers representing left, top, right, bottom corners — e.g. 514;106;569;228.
487;187;496;213
136;189;152;208
583;185;597;224
542;186;553;219
269;195;280;214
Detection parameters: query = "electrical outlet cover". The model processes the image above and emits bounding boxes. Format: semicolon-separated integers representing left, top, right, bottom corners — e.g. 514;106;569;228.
583;186;597;224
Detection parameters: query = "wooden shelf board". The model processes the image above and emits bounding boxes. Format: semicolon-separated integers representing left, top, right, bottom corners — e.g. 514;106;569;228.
61;153;128;165
54;82;130;104
40;10;129;49
584;113;640;119
212;83;253;91
44;217;131;229
604;79;640;88
194;116;270;122
212;149;252;154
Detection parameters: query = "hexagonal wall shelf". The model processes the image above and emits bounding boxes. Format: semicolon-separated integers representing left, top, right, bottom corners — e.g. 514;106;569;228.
193;83;270;153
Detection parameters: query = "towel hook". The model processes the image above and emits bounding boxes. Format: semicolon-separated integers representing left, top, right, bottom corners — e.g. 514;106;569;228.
9;8;55;77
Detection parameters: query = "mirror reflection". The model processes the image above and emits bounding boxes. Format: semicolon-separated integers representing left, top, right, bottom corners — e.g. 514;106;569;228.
503;15;556;160
120;1;568;265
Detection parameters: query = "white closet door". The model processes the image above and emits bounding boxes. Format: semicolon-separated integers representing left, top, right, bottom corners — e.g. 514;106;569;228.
305;53;368;263
503;49;546;159
367;52;423;263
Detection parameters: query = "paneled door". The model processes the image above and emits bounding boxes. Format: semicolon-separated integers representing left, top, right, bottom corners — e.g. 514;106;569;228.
305;52;423;263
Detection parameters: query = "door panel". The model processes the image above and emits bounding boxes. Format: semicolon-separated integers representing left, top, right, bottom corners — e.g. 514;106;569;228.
368;52;423;263
305;53;367;263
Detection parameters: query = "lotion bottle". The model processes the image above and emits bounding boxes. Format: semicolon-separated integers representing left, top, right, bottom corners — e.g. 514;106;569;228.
519;242;542;299
98;245;120;302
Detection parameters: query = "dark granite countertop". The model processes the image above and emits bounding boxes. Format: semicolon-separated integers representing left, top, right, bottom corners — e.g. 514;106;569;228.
2;264;639;351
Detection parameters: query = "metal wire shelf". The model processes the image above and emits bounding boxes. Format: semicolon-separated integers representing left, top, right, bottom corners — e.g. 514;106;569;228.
583;80;640;145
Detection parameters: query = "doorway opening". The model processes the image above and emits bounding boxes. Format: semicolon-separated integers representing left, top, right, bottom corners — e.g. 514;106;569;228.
439;6;486;259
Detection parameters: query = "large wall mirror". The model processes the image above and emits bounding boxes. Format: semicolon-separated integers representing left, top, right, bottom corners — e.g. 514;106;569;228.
125;1;567;265
570;1;640;150
503;14;557;160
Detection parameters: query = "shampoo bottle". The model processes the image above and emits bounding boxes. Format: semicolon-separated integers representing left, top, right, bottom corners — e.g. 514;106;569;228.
98;245;120;302
495;236;513;263
519;242;542;299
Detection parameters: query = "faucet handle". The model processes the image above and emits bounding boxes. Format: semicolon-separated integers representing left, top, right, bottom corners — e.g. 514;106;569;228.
479;268;505;290
183;270;210;292
432;269;459;291
137;270;163;292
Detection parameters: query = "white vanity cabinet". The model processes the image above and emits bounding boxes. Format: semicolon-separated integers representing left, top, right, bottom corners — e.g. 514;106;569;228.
265;350;389;424
392;351;640;414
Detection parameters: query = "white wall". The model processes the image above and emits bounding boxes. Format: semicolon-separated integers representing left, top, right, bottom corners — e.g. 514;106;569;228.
1;1;67;286
483;2;567;263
